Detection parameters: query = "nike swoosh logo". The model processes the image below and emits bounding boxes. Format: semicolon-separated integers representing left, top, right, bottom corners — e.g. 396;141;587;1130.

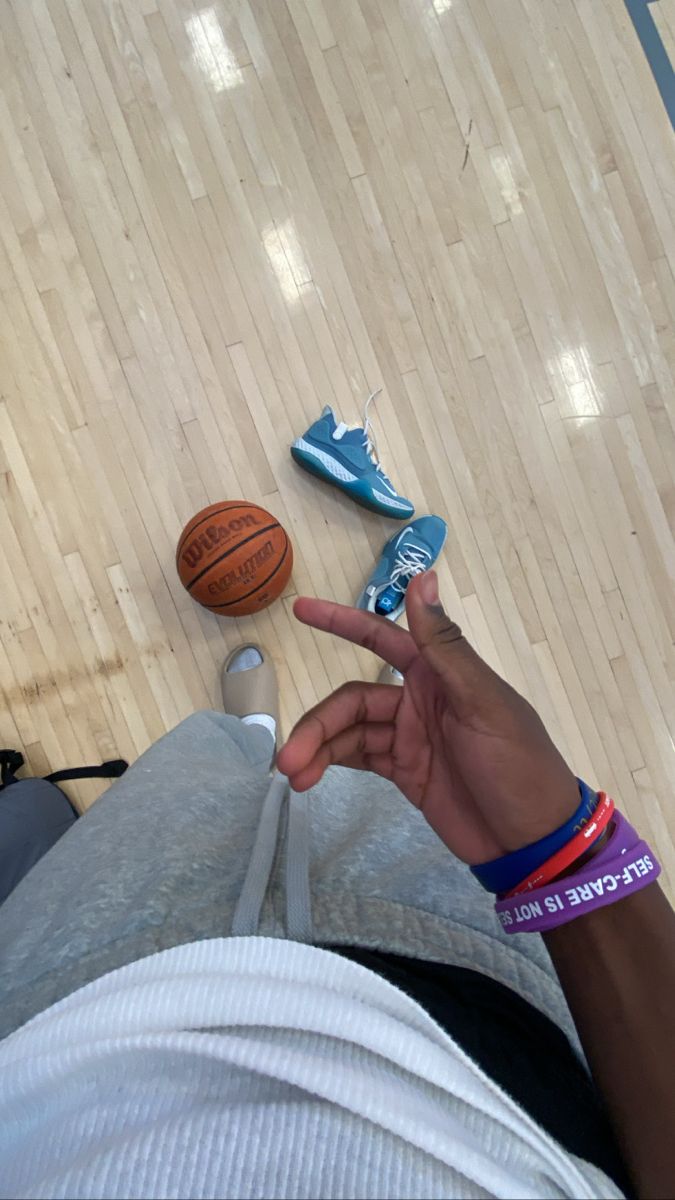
377;477;399;496
395;527;414;546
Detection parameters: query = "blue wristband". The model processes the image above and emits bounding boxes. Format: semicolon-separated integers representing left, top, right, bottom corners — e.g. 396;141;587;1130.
470;779;599;894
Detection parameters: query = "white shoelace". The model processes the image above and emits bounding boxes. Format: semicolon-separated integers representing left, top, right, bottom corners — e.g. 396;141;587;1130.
389;545;430;592
362;388;384;470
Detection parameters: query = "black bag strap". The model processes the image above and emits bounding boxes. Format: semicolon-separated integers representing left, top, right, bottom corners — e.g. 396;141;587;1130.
45;759;128;785
0;749;25;787
1;749;128;790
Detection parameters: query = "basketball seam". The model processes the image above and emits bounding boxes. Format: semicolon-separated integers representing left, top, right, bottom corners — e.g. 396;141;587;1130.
182;523;280;591
176;503;266;560
202;537;290;610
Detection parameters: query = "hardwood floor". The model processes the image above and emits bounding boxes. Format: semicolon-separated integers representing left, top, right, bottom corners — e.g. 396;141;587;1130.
0;0;673;890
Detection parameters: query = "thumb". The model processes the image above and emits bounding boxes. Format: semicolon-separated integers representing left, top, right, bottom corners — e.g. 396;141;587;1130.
405;571;482;698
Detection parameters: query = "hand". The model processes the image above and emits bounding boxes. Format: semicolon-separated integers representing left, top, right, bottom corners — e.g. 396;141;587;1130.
277;571;580;865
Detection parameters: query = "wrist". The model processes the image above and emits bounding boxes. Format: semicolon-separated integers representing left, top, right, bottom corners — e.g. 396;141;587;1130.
544;878;666;952
471;777;599;894
555;827;610;880
494;773;581;856
495;809;661;934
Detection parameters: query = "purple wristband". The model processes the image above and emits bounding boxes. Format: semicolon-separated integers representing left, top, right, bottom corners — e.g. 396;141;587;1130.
495;811;660;933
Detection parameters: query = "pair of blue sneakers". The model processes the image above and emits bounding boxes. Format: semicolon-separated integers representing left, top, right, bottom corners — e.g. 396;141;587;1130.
291;393;447;624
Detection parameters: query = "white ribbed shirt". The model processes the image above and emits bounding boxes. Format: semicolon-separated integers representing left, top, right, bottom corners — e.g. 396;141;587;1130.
0;937;621;1199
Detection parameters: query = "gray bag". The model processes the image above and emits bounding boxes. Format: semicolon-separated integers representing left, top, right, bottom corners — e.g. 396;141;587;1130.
0;749;127;906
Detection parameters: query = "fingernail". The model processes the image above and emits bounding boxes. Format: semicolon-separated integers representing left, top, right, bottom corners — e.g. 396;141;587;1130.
419;569;439;606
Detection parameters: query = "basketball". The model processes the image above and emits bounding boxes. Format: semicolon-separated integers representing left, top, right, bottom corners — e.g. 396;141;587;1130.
176;501;293;616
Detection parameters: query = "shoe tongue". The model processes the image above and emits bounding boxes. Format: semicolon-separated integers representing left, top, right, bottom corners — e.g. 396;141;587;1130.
338;425;366;445
375;585;400;615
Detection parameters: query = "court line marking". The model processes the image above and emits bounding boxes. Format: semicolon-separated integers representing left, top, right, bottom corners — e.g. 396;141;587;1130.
623;0;675;128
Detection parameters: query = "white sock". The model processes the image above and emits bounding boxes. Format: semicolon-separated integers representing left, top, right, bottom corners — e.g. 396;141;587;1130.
242;713;276;747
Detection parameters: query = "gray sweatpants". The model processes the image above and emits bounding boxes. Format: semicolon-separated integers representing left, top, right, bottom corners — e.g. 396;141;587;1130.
0;712;578;1050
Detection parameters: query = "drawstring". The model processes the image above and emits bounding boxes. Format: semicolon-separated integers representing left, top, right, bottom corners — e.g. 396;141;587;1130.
231;770;314;942
231;771;287;936
286;788;313;942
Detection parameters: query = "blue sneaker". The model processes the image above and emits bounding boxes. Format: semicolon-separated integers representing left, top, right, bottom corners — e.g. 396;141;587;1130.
290;392;414;519
357;515;448;622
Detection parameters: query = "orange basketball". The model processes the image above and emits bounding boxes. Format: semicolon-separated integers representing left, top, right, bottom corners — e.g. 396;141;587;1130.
176;501;293;617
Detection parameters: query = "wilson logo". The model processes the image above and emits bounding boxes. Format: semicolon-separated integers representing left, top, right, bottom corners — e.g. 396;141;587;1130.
181;515;261;570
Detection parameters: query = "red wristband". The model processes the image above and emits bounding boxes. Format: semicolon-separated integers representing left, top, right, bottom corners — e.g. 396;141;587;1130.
504;792;614;897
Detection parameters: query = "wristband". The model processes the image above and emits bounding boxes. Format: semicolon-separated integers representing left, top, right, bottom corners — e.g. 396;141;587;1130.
505;793;614;897
470;778;599;894
495;811;660;933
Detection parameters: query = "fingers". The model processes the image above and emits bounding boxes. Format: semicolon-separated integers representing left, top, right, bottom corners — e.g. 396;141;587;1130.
277;681;400;780
284;721;396;792
405;571;465;650
293;597;418;674
405;572;497;709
